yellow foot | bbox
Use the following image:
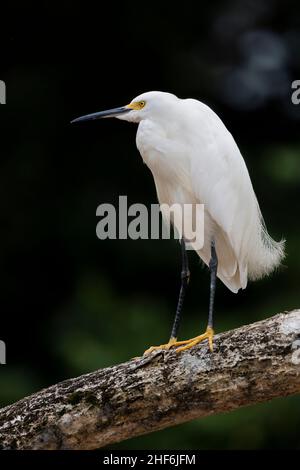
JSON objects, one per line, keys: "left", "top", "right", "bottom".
{"left": 175, "top": 327, "right": 214, "bottom": 353}
{"left": 143, "top": 337, "right": 182, "bottom": 355}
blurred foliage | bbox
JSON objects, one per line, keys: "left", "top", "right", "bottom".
{"left": 0, "top": 0, "right": 300, "bottom": 449}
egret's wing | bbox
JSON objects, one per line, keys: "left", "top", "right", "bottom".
{"left": 187, "top": 101, "right": 260, "bottom": 290}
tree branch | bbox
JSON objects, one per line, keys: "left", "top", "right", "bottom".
{"left": 1, "top": 310, "right": 300, "bottom": 449}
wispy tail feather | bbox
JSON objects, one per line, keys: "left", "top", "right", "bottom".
{"left": 247, "top": 204, "right": 285, "bottom": 281}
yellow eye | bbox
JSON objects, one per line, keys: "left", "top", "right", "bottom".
{"left": 127, "top": 100, "right": 146, "bottom": 110}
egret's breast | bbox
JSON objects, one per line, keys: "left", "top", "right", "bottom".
{"left": 136, "top": 120, "right": 166, "bottom": 162}
{"left": 136, "top": 119, "right": 189, "bottom": 182}
{"left": 136, "top": 119, "right": 194, "bottom": 218}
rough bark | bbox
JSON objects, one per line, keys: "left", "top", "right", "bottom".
{"left": 0, "top": 310, "right": 300, "bottom": 450}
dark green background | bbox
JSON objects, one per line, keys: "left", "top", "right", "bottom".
{"left": 0, "top": 0, "right": 300, "bottom": 449}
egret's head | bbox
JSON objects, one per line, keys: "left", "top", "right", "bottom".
{"left": 71, "top": 91, "right": 178, "bottom": 124}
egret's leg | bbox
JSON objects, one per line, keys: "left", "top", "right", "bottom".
{"left": 208, "top": 239, "right": 218, "bottom": 331}
{"left": 143, "top": 238, "right": 190, "bottom": 355}
{"left": 176, "top": 240, "right": 218, "bottom": 353}
{"left": 171, "top": 238, "right": 190, "bottom": 340}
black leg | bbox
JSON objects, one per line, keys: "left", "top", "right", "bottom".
{"left": 207, "top": 240, "right": 218, "bottom": 329}
{"left": 170, "top": 238, "right": 190, "bottom": 340}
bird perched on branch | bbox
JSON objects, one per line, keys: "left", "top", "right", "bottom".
{"left": 71, "top": 91, "right": 285, "bottom": 354}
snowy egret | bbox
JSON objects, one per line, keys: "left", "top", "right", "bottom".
{"left": 71, "top": 91, "right": 285, "bottom": 354}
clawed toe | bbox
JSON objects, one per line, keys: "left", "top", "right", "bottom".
{"left": 175, "top": 327, "right": 214, "bottom": 353}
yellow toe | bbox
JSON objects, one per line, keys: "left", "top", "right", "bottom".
{"left": 143, "top": 336, "right": 180, "bottom": 355}
{"left": 176, "top": 327, "right": 214, "bottom": 353}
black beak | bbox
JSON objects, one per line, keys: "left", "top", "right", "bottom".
{"left": 70, "top": 106, "right": 131, "bottom": 124}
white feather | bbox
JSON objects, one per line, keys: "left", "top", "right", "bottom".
{"left": 127, "top": 91, "right": 284, "bottom": 293}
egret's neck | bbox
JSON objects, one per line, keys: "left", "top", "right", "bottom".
{"left": 136, "top": 119, "right": 166, "bottom": 155}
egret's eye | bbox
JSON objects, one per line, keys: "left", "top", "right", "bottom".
{"left": 127, "top": 100, "right": 146, "bottom": 110}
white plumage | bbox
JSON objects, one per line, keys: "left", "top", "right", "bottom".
{"left": 119, "top": 91, "right": 285, "bottom": 293}
{"left": 72, "top": 90, "right": 286, "bottom": 353}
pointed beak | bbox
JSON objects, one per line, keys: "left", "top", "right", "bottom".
{"left": 70, "top": 106, "right": 131, "bottom": 124}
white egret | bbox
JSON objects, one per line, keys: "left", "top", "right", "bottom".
{"left": 71, "top": 91, "right": 285, "bottom": 354}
